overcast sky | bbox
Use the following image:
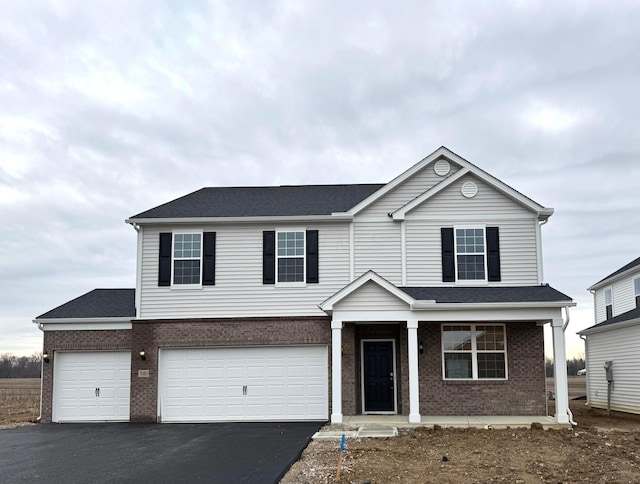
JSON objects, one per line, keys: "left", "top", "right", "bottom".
{"left": 1, "top": 1, "right": 639, "bottom": 359}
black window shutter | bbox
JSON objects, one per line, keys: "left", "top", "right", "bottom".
{"left": 441, "top": 228, "right": 455, "bottom": 282}
{"left": 202, "top": 232, "right": 216, "bottom": 285}
{"left": 306, "top": 230, "right": 319, "bottom": 283}
{"left": 263, "top": 231, "right": 276, "bottom": 284}
{"left": 158, "top": 233, "right": 172, "bottom": 286}
{"left": 486, "top": 227, "right": 501, "bottom": 282}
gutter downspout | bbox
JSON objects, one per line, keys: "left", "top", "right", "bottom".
{"left": 537, "top": 218, "right": 548, "bottom": 284}
{"left": 562, "top": 306, "right": 577, "bottom": 426}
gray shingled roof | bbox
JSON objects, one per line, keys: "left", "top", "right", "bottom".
{"left": 592, "top": 256, "right": 640, "bottom": 287}
{"left": 399, "top": 285, "right": 572, "bottom": 303}
{"left": 129, "top": 184, "right": 385, "bottom": 219}
{"left": 579, "top": 306, "right": 640, "bottom": 333}
{"left": 36, "top": 289, "right": 135, "bottom": 319}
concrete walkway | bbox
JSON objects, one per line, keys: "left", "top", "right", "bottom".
{"left": 313, "top": 414, "right": 569, "bottom": 439}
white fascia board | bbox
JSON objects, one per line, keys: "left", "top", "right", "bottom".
{"left": 34, "top": 317, "right": 133, "bottom": 331}
{"left": 319, "top": 270, "right": 415, "bottom": 312}
{"left": 332, "top": 306, "right": 565, "bottom": 322}
{"left": 588, "top": 267, "right": 640, "bottom": 291}
{"left": 125, "top": 214, "right": 353, "bottom": 225}
{"left": 577, "top": 317, "right": 640, "bottom": 336}
{"left": 411, "top": 301, "right": 576, "bottom": 310}
{"left": 347, "top": 146, "right": 450, "bottom": 215}
{"left": 391, "top": 168, "right": 470, "bottom": 220}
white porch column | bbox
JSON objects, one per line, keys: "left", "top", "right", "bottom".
{"left": 551, "top": 318, "right": 570, "bottom": 424}
{"left": 331, "top": 319, "right": 343, "bottom": 424}
{"left": 407, "top": 319, "right": 421, "bottom": 423}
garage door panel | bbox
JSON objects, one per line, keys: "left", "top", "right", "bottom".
{"left": 159, "top": 346, "right": 327, "bottom": 422}
{"left": 53, "top": 351, "right": 131, "bottom": 423}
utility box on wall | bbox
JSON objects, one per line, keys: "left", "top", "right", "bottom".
{"left": 604, "top": 360, "right": 613, "bottom": 382}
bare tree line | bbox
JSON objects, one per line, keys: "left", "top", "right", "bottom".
{"left": 0, "top": 353, "right": 42, "bottom": 378}
{"left": 545, "top": 356, "right": 586, "bottom": 377}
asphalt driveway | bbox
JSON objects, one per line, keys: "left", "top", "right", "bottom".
{"left": 0, "top": 422, "right": 322, "bottom": 483}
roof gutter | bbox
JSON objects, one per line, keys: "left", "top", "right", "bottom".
{"left": 410, "top": 300, "right": 576, "bottom": 310}
{"left": 125, "top": 214, "right": 354, "bottom": 225}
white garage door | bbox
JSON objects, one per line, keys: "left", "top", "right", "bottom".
{"left": 53, "top": 351, "right": 131, "bottom": 423}
{"left": 158, "top": 346, "right": 328, "bottom": 422}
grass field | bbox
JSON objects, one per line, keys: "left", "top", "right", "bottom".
{"left": 0, "top": 378, "right": 40, "bottom": 426}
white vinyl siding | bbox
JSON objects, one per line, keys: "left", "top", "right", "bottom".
{"left": 333, "top": 281, "right": 410, "bottom": 311}
{"left": 353, "top": 221, "right": 402, "bottom": 285}
{"left": 404, "top": 174, "right": 538, "bottom": 285}
{"left": 358, "top": 162, "right": 460, "bottom": 217}
{"left": 594, "top": 272, "right": 640, "bottom": 323}
{"left": 158, "top": 346, "right": 328, "bottom": 422}
{"left": 139, "top": 223, "right": 350, "bottom": 319}
{"left": 585, "top": 324, "right": 640, "bottom": 414}
{"left": 405, "top": 219, "right": 538, "bottom": 285}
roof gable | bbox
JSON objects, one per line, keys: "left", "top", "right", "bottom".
{"left": 589, "top": 256, "right": 640, "bottom": 290}
{"left": 350, "top": 146, "right": 552, "bottom": 220}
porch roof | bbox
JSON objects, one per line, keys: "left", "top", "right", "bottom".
{"left": 399, "top": 285, "right": 572, "bottom": 304}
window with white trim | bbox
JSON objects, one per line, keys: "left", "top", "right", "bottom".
{"left": 604, "top": 287, "right": 613, "bottom": 319}
{"left": 635, "top": 278, "right": 640, "bottom": 308}
{"left": 442, "top": 324, "right": 506, "bottom": 379}
{"left": 276, "top": 231, "right": 305, "bottom": 282}
{"left": 455, "top": 228, "right": 486, "bottom": 281}
{"left": 173, "top": 233, "right": 202, "bottom": 285}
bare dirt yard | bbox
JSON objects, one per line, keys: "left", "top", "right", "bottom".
{"left": 0, "top": 378, "right": 40, "bottom": 429}
{"left": 282, "top": 377, "right": 640, "bottom": 483}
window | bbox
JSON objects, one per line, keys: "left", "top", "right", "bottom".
{"left": 604, "top": 288, "right": 613, "bottom": 319}
{"left": 442, "top": 324, "right": 506, "bottom": 380}
{"left": 277, "top": 231, "right": 305, "bottom": 282}
{"left": 455, "top": 228, "right": 486, "bottom": 281}
{"left": 173, "top": 233, "right": 202, "bottom": 285}
{"left": 635, "top": 278, "right": 640, "bottom": 308}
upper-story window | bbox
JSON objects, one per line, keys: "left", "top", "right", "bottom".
{"left": 173, "top": 233, "right": 202, "bottom": 285}
{"left": 277, "top": 231, "right": 305, "bottom": 282}
{"left": 635, "top": 278, "right": 640, "bottom": 308}
{"left": 158, "top": 231, "right": 216, "bottom": 287}
{"left": 455, "top": 228, "right": 486, "bottom": 281}
{"left": 604, "top": 287, "right": 613, "bottom": 319}
{"left": 442, "top": 324, "right": 507, "bottom": 380}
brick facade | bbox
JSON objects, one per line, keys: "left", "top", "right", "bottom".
{"left": 418, "top": 321, "right": 546, "bottom": 415}
{"left": 41, "top": 319, "right": 546, "bottom": 423}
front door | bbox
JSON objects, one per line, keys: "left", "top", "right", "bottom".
{"left": 362, "top": 341, "right": 395, "bottom": 412}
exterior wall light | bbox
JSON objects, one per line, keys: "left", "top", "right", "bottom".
{"left": 43, "top": 351, "right": 50, "bottom": 363}
{"left": 139, "top": 349, "right": 146, "bottom": 360}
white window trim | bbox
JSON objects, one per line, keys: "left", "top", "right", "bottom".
{"left": 453, "top": 225, "right": 488, "bottom": 285}
{"left": 604, "top": 287, "right": 613, "bottom": 318}
{"left": 171, "top": 230, "right": 203, "bottom": 288}
{"left": 441, "top": 323, "right": 508, "bottom": 381}
{"left": 275, "top": 229, "right": 306, "bottom": 285}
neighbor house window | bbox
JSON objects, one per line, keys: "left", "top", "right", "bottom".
{"left": 455, "top": 228, "right": 486, "bottom": 281}
{"left": 173, "top": 233, "right": 202, "bottom": 285}
{"left": 635, "top": 278, "right": 640, "bottom": 308}
{"left": 604, "top": 288, "right": 613, "bottom": 319}
{"left": 276, "top": 231, "right": 305, "bottom": 282}
{"left": 442, "top": 324, "right": 506, "bottom": 380}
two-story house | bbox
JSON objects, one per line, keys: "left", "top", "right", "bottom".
{"left": 35, "top": 146, "right": 575, "bottom": 425}
{"left": 578, "top": 256, "right": 640, "bottom": 414}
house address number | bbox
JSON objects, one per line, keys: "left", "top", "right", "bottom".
{"left": 138, "top": 369, "right": 150, "bottom": 378}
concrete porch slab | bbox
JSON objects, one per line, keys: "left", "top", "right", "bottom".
{"left": 312, "top": 430, "right": 358, "bottom": 440}
{"left": 356, "top": 426, "right": 398, "bottom": 438}
{"left": 325, "top": 415, "right": 570, "bottom": 430}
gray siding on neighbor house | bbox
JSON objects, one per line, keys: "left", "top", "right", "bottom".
{"left": 586, "top": 324, "right": 640, "bottom": 414}
{"left": 593, "top": 272, "right": 639, "bottom": 323}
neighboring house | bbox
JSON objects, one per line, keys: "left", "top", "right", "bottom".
{"left": 578, "top": 256, "right": 640, "bottom": 414}
{"left": 35, "top": 146, "right": 575, "bottom": 425}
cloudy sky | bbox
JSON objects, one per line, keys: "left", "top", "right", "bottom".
{"left": 1, "top": 1, "right": 639, "bottom": 359}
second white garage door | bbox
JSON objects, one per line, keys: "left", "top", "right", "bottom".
{"left": 158, "top": 346, "right": 328, "bottom": 422}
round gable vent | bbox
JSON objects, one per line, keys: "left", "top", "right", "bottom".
{"left": 461, "top": 181, "right": 478, "bottom": 198}
{"left": 434, "top": 159, "right": 450, "bottom": 176}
